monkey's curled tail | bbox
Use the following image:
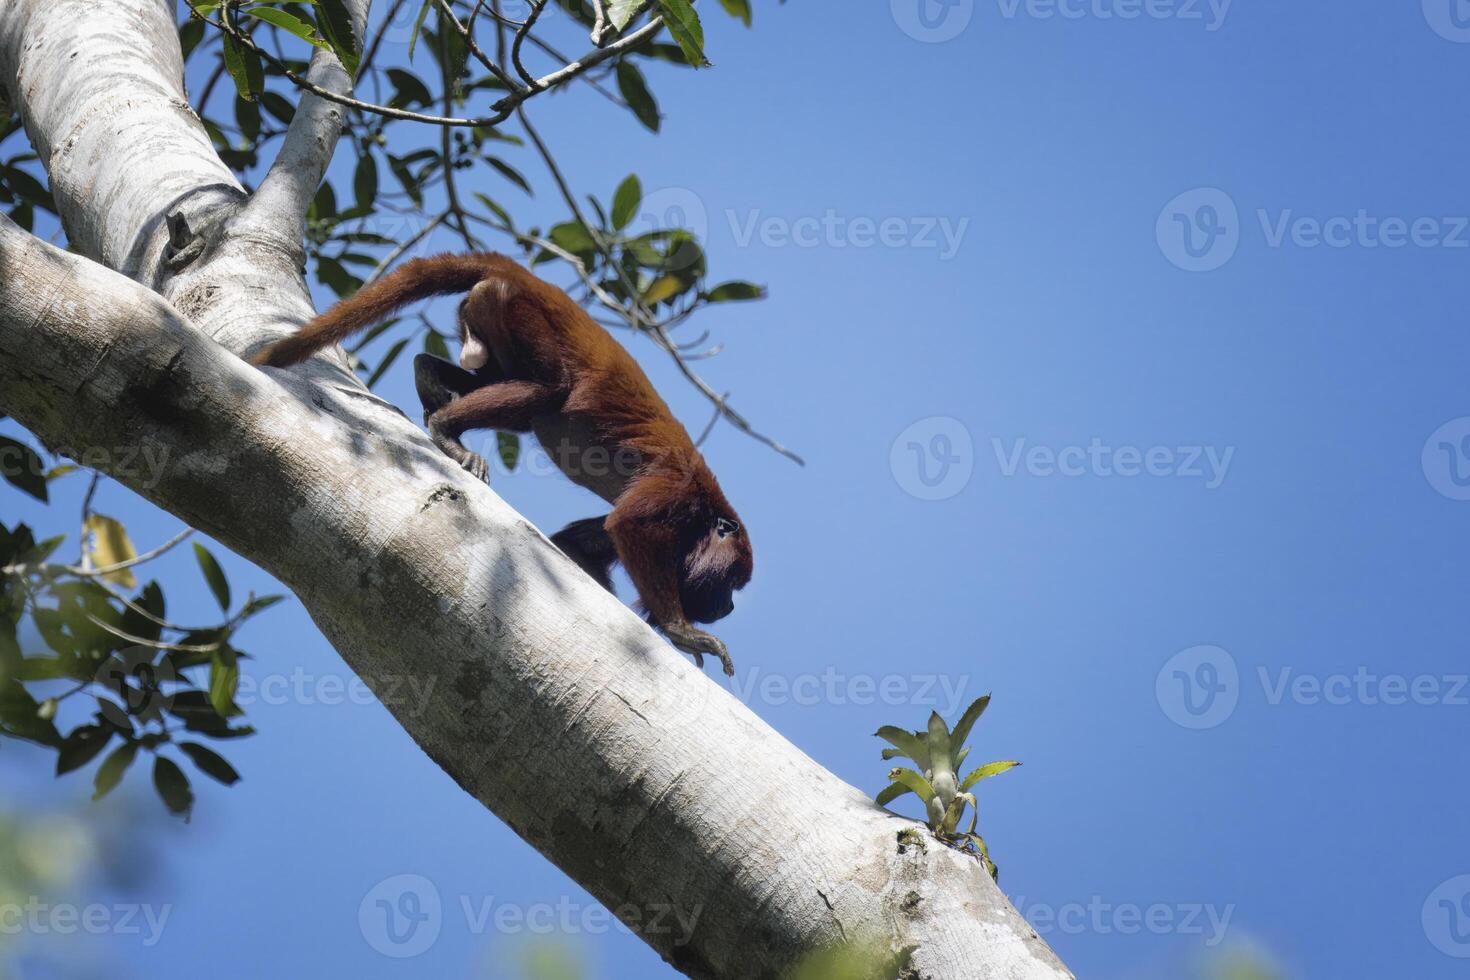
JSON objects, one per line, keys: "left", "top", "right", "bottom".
{"left": 249, "top": 252, "right": 513, "bottom": 367}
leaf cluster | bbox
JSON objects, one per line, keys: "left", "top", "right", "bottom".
{"left": 874, "top": 695, "right": 1021, "bottom": 880}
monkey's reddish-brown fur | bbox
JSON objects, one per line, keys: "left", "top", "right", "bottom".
{"left": 251, "top": 253, "right": 752, "bottom": 674}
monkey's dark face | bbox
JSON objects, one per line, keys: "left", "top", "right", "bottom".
{"left": 680, "top": 517, "right": 753, "bottom": 624}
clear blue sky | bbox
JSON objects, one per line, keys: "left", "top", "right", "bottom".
{"left": 5, "top": 2, "right": 1470, "bottom": 977}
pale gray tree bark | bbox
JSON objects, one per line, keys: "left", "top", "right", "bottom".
{"left": 0, "top": 2, "right": 1073, "bottom": 977}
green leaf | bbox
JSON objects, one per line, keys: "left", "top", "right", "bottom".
{"left": 875, "top": 726, "right": 929, "bottom": 771}
{"left": 353, "top": 152, "right": 378, "bottom": 211}
{"left": 875, "top": 781, "right": 910, "bottom": 807}
{"left": 656, "top": 0, "right": 710, "bottom": 67}
{"left": 718, "top": 0, "right": 751, "bottom": 26}
{"left": 93, "top": 742, "right": 139, "bottom": 801}
{"left": 496, "top": 432, "right": 520, "bottom": 471}
{"left": 423, "top": 331, "right": 449, "bottom": 359}
{"left": 886, "top": 767, "right": 935, "bottom": 804}
{"left": 221, "top": 33, "right": 265, "bottom": 101}
{"left": 193, "top": 543, "right": 231, "bottom": 612}
{"left": 387, "top": 67, "right": 433, "bottom": 107}
{"left": 612, "top": 174, "right": 642, "bottom": 231}
{"left": 953, "top": 744, "right": 970, "bottom": 772}
{"left": 948, "top": 694, "right": 991, "bottom": 752}
{"left": 0, "top": 165, "right": 53, "bottom": 212}
{"left": 56, "top": 724, "right": 112, "bottom": 775}
{"left": 940, "top": 791, "right": 978, "bottom": 837}
{"left": 96, "top": 697, "right": 134, "bottom": 734}
{"left": 927, "top": 710, "right": 954, "bottom": 777}
{"left": 705, "top": 280, "right": 764, "bottom": 303}
{"left": 153, "top": 756, "right": 195, "bottom": 817}
{"left": 208, "top": 646, "right": 239, "bottom": 718}
{"left": 609, "top": 0, "right": 644, "bottom": 30}
{"left": 960, "top": 760, "right": 1022, "bottom": 793}
{"left": 487, "top": 157, "right": 533, "bottom": 196}
{"left": 407, "top": 0, "right": 432, "bottom": 61}
{"left": 0, "top": 679, "right": 61, "bottom": 747}
{"left": 315, "top": 0, "right": 360, "bottom": 76}
{"left": 964, "top": 833, "right": 999, "bottom": 881}
{"left": 261, "top": 90, "right": 297, "bottom": 124}
{"left": 474, "top": 193, "right": 514, "bottom": 229}
{"left": 0, "top": 435, "right": 47, "bottom": 502}
{"left": 548, "top": 221, "right": 597, "bottom": 255}
{"left": 235, "top": 95, "right": 262, "bottom": 143}
{"left": 616, "top": 60, "right": 660, "bottom": 133}
{"left": 365, "top": 337, "right": 409, "bottom": 389}
{"left": 180, "top": 17, "right": 207, "bottom": 59}
{"left": 179, "top": 741, "right": 241, "bottom": 785}
{"left": 242, "top": 594, "right": 286, "bottom": 617}
{"left": 244, "top": 7, "right": 330, "bottom": 48}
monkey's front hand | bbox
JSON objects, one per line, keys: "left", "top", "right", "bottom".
{"left": 664, "top": 625, "right": 735, "bottom": 677}
{"left": 428, "top": 420, "right": 490, "bottom": 483}
{"left": 459, "top": 452, "right": 490, "bottom": 483}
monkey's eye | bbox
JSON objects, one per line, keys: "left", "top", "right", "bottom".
{"left": 716, "top": 518, "right": 739, "bottom": 539}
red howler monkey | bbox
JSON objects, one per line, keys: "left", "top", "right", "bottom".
{"left": 250, "top": 253, "right": 750, "bottom": 675}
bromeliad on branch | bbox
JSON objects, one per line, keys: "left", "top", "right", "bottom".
{"left": 874, "top": 695, "right": 1022, "bottom": 880}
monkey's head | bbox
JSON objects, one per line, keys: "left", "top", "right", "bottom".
{"left": 680, "top": 515, "right": 753, "bottom": 624}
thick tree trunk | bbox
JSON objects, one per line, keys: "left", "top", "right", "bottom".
{"left": 0, "top": 2, "right": 1072, "bottom": 977}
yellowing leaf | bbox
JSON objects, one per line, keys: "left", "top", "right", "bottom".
{"left": 84, "top": 515, "right": 138, "bottom": 589}
{"left": 642, "top": 275, "right": 683, "bottom": 305}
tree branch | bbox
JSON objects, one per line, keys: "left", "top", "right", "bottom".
{"left": 240, "top": 0, "right": 370, "bottom": 246}
{"left": 0, "top": 2, "right": 1072, "bottom": 975}
{"left": 0, "top": 209, "right": 1071, "bottom": 980}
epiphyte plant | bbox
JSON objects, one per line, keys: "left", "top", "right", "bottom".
{"left": 874, "top": 695, "right": 1021, "bottom": 880}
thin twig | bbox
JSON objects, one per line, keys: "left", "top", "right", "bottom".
{"left": 84, "top": 614, "right": 224, "bottom": 654}
{"left": 512, "top": 0, "right": 551, "bottom": 85}
{"left": 366, "top": 211, "right": 450, "bottom": 285}
{"left": 78, "top": 473, "right": 101, "bottom": 567}
{"left": 66, "top": 529, "right": 195, "bottom": 579}
{"left": 431, "top": 0, "right": 522, "bottom": 90}
{"left": 694, "top": 396, "right": 725, "bottom": 446}
{"left": 187, "top": 1, "right": 662, "bottom": 128}
{"left": 516, "top": 109, "right": 806, "bottom": 465}
{"left": 359, "top": 0, "right": 413, "bottom": 76}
